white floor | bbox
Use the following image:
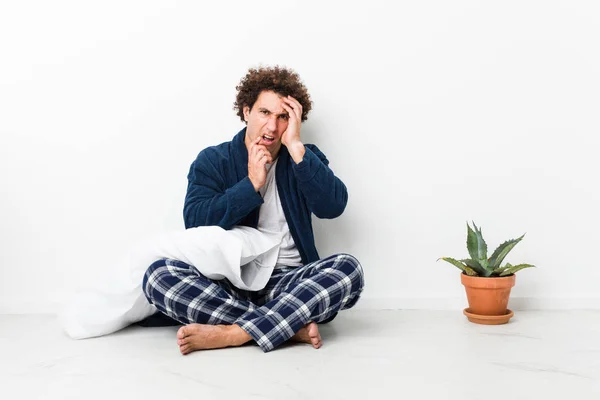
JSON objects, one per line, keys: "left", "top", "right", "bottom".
{"left": 1, "top": 310, "right": 599, "bottom": 400}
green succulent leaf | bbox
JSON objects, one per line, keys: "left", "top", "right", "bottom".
{"left": 479, "top": 257, "right": 490, "bottom": 270}
{"left": 460, "top": 259, "right": 485, "bottom": 276}
{"left": 467, "top": 221, "right": 493, "bottom": 276}
{"left": 492, "top": 262, "right": 512, "bottom": 276}
{"left": 467, "top": 222, "right": 488, "bottom": 262}
{"left": 499, "top": 263, "right": 536, "bottom": 276}
{"left": 463, "top": 266, "right": 478, "bottom": 276}
{"left": 438, "top": 257, "right": 477, "bottom": 275}
{"left": 488, "top": 235, "right": 525, "bottom": 269}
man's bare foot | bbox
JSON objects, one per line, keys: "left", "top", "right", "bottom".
{"left": 291, "top": 322, "right": 322, "bottom": 349}
{"left": 176, "top": 324, "right": 251, "bottom": 355}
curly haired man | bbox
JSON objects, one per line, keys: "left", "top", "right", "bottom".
{"left": 142, "top": 66, "right": 365, "bottom": 354}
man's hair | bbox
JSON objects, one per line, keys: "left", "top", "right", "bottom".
{"left": 234, "top": 66, "right": 312, "bottom": 122}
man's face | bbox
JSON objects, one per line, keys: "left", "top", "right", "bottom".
{"left": 243, "top": 90, "right": 290, "bottom": 157}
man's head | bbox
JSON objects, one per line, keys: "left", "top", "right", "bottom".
{"left": 234, "top": 66, "right": 312, "bottom": 156}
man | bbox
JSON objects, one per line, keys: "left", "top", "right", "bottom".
{"left": 142, "top": 66, "right": 364, "bottom": 354}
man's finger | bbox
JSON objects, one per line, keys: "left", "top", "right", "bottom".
{"left": 261, "top": 151, "right": 272, "bottom": 161}
{"left": 255, "top": 146, "right": 267, "bottom": 158}
{"left": 249, "top": 136, "right": 261, "bottom": 153}
{"left": 281, "top": 101, "right": 300, "bottom": 121}
{"left": 259, "top": 155, "right": 270, "bottom": 167}
{"left": 283, "top": 98, "right": 301, "bottom": 120}
{"left": 285, "top": 96, "right": 303, "bottom": 119}
{"left": 286, "top": 95, "right": 303, "bottom": 112}
{"left": 252, "top": 143, "right": 265, "bottom": 158}
{"left": 249, "top": 135, "right": 261, "bottom": 148}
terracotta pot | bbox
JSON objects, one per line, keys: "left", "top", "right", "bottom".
{"left": 461, "top": 273, "right": 515, "bottom": 315}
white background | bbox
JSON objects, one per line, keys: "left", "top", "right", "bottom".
{"left": 1, "top": 0, "right": 599, "bottom": 314}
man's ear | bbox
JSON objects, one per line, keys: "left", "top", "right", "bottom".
{"left": 243, "top": 106, "right": 250, "bottom": 122}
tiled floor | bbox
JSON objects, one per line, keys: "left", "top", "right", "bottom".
{"left": 1, "top": 310, "right": 599, "bottom": 399}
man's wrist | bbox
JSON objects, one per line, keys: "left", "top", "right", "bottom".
{"left": 248, "top": 176, "right": 261, "bottom": 192}
{"left": 287, "top": 141, "right": 305, "bottom": 164}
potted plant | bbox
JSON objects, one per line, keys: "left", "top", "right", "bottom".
{"left": 439, "top": 222, "right": 535, "bottom": 325}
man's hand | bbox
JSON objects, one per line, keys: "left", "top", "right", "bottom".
{"left": 281, "top": 96, "right": 306, "bottom": 163}
{"left": 247, "top": 136, "right": 273, "bottom": 192}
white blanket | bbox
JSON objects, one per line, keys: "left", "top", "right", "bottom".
{"left": 60, "top": 226, "right": 282, "bottom": 339}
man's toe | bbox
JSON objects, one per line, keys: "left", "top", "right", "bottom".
{"left": 177, "top": 326, "right": 186, "bottom": 339}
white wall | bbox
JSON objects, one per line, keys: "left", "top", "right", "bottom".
{"left": 1, "top": 0, "right": 599, "bottom": 314}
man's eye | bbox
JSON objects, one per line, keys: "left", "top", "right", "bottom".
{"left": 280, "top": 115, "right": 289, "bottom": 120}
{"left": 261, "top": 110, "right": 269, "bottom": 114}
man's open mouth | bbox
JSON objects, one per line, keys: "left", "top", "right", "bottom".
{"left": 262, "top": 134, "right": 275, "bottom": 142}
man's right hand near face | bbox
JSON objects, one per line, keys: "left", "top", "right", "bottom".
{"left": 247, "top": 136, "right": 273, "bottom": 192}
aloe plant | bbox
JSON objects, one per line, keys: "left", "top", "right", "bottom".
{"left": 438, "top": 222, "right": 536, "bottom": 277}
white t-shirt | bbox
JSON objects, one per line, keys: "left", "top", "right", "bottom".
{"left": 257, "top": 159, "right": 303, "bottom": 267}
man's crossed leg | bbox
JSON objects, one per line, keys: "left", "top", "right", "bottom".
{"left": 142, "top": 253, "right": 364, "bottom": 354}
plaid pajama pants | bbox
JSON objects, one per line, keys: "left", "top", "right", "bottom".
{"left": 142, "top": 253, "right": 364, "bottom": 352}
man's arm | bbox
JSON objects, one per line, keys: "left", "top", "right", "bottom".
{"left": 183, "top": 150, "right": 263, "bottom": 229}
{"left": 291, "top": 144, "right": 348, "bottom": 219}
{"left": 280, "top": 95, "right": 348, "bottom": 219}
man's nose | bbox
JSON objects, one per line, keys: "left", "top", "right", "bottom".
{"left": 266, "top": 115, "right": 277, "bottom": 132}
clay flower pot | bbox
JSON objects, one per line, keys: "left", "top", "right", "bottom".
{"left": 461, "top": 273, "right": 515, "bottom": 324}
{"left": 439, "top": 222, "right": 536, "bottom": 324}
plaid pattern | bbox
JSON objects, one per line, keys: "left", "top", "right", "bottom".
{"left": 142, "top": 253, "right": 364, "bottom": 352}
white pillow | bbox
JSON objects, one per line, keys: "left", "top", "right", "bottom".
{"left": 59, "top": 226, "right": 281, "bottom": 339}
